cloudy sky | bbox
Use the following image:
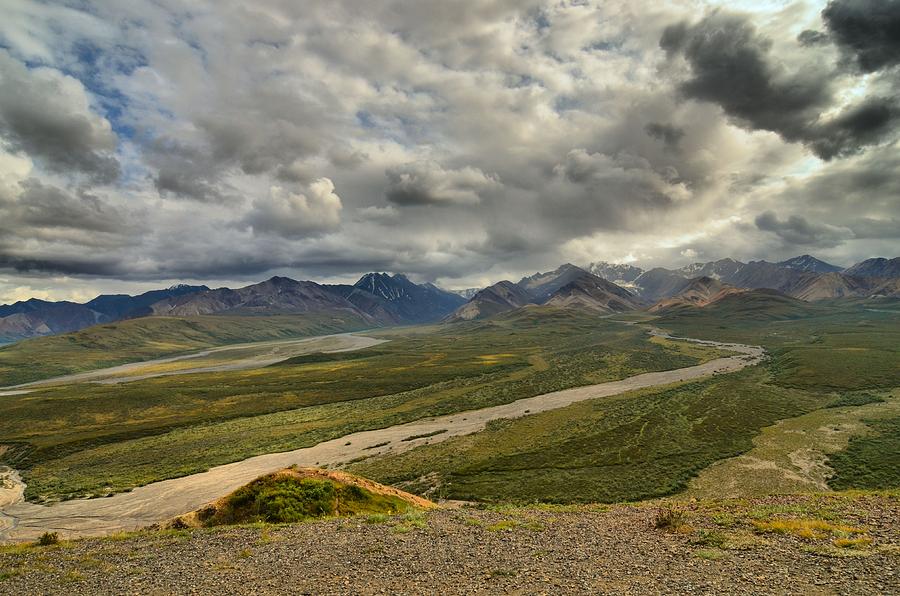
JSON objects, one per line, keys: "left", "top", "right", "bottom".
{"left": 0, "top": 0, "right": 898, "bottom": 302}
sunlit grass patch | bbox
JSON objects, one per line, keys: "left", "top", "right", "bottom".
{"left": 833, "top": 536, "right": 873, "bottom": 549}
{"left": 694, "top": 548, "right": 728, "bottom": 560}
{"left": 486, "top": 518, "right": 544, "bottom": 532}
{"left": 751, "top": 518, "right": 865, "bottom": 540}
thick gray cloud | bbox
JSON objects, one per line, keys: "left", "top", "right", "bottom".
{"left": 0, "top": 50, "right": 119, "bottom": 183}
{"left": 755, "top": 211, "right": 850, "bottom": 248}
{"left": 385, "top": 162, "right": 499, "bottom": 206}
{"left": 661, "top": 11, "right": 899, "bottom": 159}
{"left": 0, "top": 0, "right": 897, "bottom": 301}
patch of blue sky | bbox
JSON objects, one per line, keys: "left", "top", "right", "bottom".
{"left": 61, "top": 40, "right": 147, "bottom": 141}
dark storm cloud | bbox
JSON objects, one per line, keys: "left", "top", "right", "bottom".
{"left": 809, "top": 97, "right": 900, "bottom": 160}
{"left": 645, "top": 122, "right": 685, "bottom": 149}
{"left": 0, "top": 254, "right": 124, "bottom": 276}
{"left": 661, "top": 12, "right": 900, "bottom": 159}
{"left": 0, "top": 51, "right": 119, "bottom": 184}
{"left": 755, "top": 211, "right": 850, "bottom": 248}
{"left": 822, "top": 0, "right": 900, "bottom": 72}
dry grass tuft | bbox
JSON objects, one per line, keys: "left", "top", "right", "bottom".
{"left": 654, "top": 506, "right": 688, "bottom": 532}
{"left": 752, "top": 518, "right": 865, "bottom": 540}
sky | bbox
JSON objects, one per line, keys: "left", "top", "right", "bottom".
{"left": 0, "top": 0, "right": 898, "bottom": 302}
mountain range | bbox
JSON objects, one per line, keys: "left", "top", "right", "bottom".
{"left": 444, "top": 264, "right": 643, "bottom": 321}
{"left": 0, "top": 275, "right": 464, "bottom": 342}
{"left": 1, "top": 255, "right": 897, "bottom": 342}
{"left": 588, "top": 256, "right": 900, "bottom": 302}
{"left": 0, "top": 284, "right": 207, "bottom": 343}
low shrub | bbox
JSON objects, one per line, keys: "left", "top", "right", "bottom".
{"left": 37, "top": 532, "right": 59, "bottom": 546}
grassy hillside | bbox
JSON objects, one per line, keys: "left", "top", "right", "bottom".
{"left": 828, "top": 415, "right": 900, "bottom": 490}
{"left": 0, "top": 308, "right": 727, "bottom": 501}
{"left": 657, "top": 300, "right": 900, "bottom": 392}
{"left": 0, "top": 314, "right": 372, "bottom": 387}
{"left": 350, "top": 367, "right": 831, "bottom": 503}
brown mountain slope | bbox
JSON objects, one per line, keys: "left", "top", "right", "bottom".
{"left": 543, "top": 273, "right": 642, "bottom": 312}
{"left": 790, "top": 273, "right": 900, "bottom": 301}
{"left": 444, "top": 281, "right": 533, "bottom": 322}
{"left": 649, "top": 277, "right": 745, "bottom": 312}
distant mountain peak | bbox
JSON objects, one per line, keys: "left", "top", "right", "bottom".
{"left": 587, "top": 261, "right": 644, "bottom": 284}
{"left": 777, "top": 255, "right": 841, "bottom": 273}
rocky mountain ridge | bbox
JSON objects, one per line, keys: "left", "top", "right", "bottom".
{"left": 445, "top": 264, "right": 643, "bottom": 321}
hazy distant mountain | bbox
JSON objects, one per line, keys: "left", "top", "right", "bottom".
{"left": 648, "top": 277, "right": 744, "bottom": 312}
{"left": 150, "top": 276, "right": 377, "bottom": 322}
{"left": 4, "top": 254, "right": 898, "bottom": 341}
{"left": 447, "top": 265, "right": 640, "bottom": 321}
{"left": 0, "top": 299, "right": 101, "bottom": 342}
{"left": 587, "top": 262, "right": 644, "bottom": 285}
{"left": 328, "top": 273, "right": 465, "bottom": 324}
{"left": 789, "top": 272, "right": 900, "bottom": 301}
{"left": 724, "top": 261, "right": 816, "bottom": 294}
{"left": 843, "top": 257, "right": 900, "bottom": 279}
{"left": 543, "top": 273, "right": 643, "bottom": 312}
{"left": 675, "top": 258, "right": 745, "bottom": 280}
{"left": 623, "top": 255, "right": 899, "bottom": 301}
{"left": 86, "top": 284, "right": 209, "bottom": 320}
{"left": 445, "top": 281, "right": 534, "bottom": 321}
{"left": 630, "top": 268, "right": 693, "bottom": 302}
{"left": 776, "top": 255, "right": 841, "bottom": 273}
{"left": 0, "top": 285, "right": 208, "bottom": 342}
{"left": 453, "top": 288, "right": 481, "bottom": 299}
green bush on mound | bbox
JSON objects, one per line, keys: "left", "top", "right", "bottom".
{"left": 201, "top": 473, "right": 417, "bottom": 526}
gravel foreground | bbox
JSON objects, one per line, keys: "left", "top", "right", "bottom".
{"left": 1, "top": 494, "right": 897, "bottom": 595}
